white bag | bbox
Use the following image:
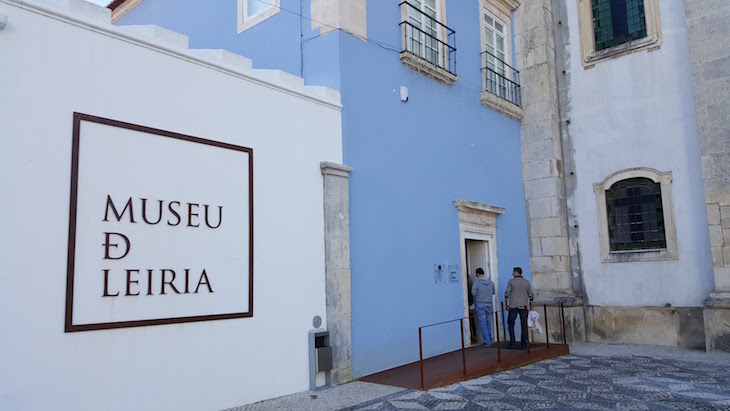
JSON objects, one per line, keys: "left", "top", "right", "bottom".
{"left": 527, "top": 310, "right": 544, "bottom": 334}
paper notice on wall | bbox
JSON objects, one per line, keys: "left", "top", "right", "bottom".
{"left": 448, "top": 265, "right": 459, "bottom": 283}
{"left": 434, "top": 264, "right": 445, "bottom": 284}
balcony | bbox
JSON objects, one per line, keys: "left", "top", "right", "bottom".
{"left": 399, "top": 1, "right": 457, "bottom": 85}
{"left": 480, "top": 50, "right": 523, "bottom": 120}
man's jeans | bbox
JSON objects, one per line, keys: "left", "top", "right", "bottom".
{"left": 475, "top": 303, "right": 492, "bottom": 344}
{"left": 507, "top": 308, "right": 527, "bottom": 347}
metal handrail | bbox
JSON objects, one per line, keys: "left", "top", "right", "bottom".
{"left": 481, "top": 50, "right": 519, "bottom": 77}
{"left": 399, "top": 21, "right": 456, "bottom": 53}
{"left": 480, "top": 50, "right": 521, "bottom": 106}
{"left": 417, "top": 303, "right": 568, "bottom": 389}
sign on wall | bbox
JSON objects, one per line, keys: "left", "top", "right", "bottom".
{"left": 65, "top": 113, "right": 253, "bottom": 332}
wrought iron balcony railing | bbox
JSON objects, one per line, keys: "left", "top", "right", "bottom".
{"left": 399, "top": 1, "right": 456, "bottom": 76}
{"left": 481, "top": 50, "right": 520, "bottom": 106}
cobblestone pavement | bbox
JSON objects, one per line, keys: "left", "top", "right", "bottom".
{"left": 231, "top": 344, "right": 730, "bottom": 411}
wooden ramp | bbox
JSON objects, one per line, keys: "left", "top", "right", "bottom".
{"left": 360, "top": 342, "right": 570, "bottom": 390}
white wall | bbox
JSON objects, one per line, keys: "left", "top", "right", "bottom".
{"left": 0, "top": 1, "right": 342, "bottom": 410}
{"left": 563, "top": 0, "right": 714, "bottom": 307}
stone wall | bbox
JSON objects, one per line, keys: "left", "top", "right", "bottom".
{"left": 514, "top": 0, "right": 584, "bottom": 334}
{"left": 514, "top": 0, "right": 568, "bottom": 296}
{"left": 683, "top": 0, "right": 730, "bottom": 351}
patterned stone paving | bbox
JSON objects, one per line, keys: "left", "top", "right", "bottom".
{"left": 338, "top": 354, "right": 730, "bottom": 411}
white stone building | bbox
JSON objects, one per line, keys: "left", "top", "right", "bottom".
{"left": 516, "top": 0, "right": 730, "bottom": 351}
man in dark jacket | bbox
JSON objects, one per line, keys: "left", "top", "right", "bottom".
{"left": 505, "top": 267, "right": 533, "bottom": 349}
{"left": 471, "top": 268, "right": 495, "bottom": 345}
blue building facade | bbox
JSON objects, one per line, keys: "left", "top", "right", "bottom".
{"left": 115, "top": 0, "right": 531, "bottom": 378}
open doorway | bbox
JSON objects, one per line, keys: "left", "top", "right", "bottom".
{"left": 455, "top": 200, "right": 505, "bottom": 347}
{"left": 464, "top": 237, "right": 499, "bottom": 345}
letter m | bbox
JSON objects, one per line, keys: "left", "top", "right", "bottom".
{"left": 104, "top": 195, "right": 135, "bottom": 223}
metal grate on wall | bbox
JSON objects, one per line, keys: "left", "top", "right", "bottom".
{"left": 606, "top": 178, "right": 667, "bottom": 251}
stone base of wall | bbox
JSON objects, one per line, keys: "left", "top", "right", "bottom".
{"left": 703, "top": 295, "right": 730, "bottom": 352}
{"left": 530, "top": 304, "right": 586, "bottom": 345}
{"left": 585, "top": 306, "right": 705, "bottom": 349}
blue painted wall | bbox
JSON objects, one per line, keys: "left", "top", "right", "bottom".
{"left": 340, "top": 1, "right": 530, "bottom": 377}
{"left": 115, "top": 0, "right": 531, "bottom": 378}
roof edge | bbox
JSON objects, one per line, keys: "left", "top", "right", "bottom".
{"left": 108, "top": 0, "right": 142, "bottom": 22}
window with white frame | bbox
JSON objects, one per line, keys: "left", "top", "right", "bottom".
{"left": 593, "top": 168, "right": 678, "bottom": 263}
{"left": 399, "top": 0, "right": 457, "bottom": 84}
{"left": 237, "top": 0, "right": 280, "bottom": 33}
{"left": 483, "top": 10, "right": 508, "bottom": 99}
{"left": 406, "top": 0, "right": 441, "bottom": 66}
{"left": 478, "top": 0, "right": 521, "bottom": 118}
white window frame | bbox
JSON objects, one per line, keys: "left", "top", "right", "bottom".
{"left": 406, "top": 0, "right": 442, "bottom": 66}
{"left": 237, "top": 0, "right": 280, "bottom": 34}
{"left": 478, "top": 0, "right": 522, "bottom": 120}
{"left": 576, "top": 0, "right": 662, "bottom": 68}
{"left": 593, "top": 168, "right": 678, "bottom": 263}
{"left": 399, "top": 0, "right": 457, "bottom": 85}
{"left": 482, "top": 9, "right": 510, "bottom": 97}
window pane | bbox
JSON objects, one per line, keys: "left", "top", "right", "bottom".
{"left": 496, "top": 36, "right": 504, "bottom": 52}
{"left": 495, "top": 22, "right": 504, "bottom": 33}
{"left": 605, "top": 178, "right": 666, "bottom": 251}
{"left": 484, "top": 14, "right": 494, "bottom": 26}
{"left": 592, "top": 0, "right": 647, "bottom": 51}
{"left": 247, "top": 0, "right": 271, "bottom": 18}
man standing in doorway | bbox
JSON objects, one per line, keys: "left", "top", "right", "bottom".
{"left": 471, "top": 267, "right": 495, "bottom": 345}
{"left": 505, "top": 267, "right": 533, "bottom": 349}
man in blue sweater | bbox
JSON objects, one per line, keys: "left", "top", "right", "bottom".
{"left": 471, "top": 267, "right": 495, "bottom": 345}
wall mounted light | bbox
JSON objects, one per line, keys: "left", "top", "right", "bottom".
{"left": 400, "top": 86, "right": 408, "bottom": 102}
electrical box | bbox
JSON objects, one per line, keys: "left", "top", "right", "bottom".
{"left": 309, "top": 329, "right": 332, "bottom": 390}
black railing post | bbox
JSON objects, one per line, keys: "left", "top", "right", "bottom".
{"left": 560, "top": 303, "right": 567, "bottom": 345}
{"left": 542, "top": 304, "right": 550, "bottom": 348}
{"left": 524, "top": 307, "right": 530, "bottom": 353}
{"left": 495, "top": 309, "right": 501, "bottom": 363}
{"left": 419, "top": 327, "right": 424, "bottom": 389}
{"left": 501, "top": 302, "right": 506, "bottom": 345}
{"left": 458, "top": 320, "right": 465, "bottom": 376}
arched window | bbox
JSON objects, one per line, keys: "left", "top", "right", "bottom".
{"left": 594, "top": 168, "right": 677, "bottom": 263}
{"left": 605, "top": 178, "right": 666, "bottom": 251}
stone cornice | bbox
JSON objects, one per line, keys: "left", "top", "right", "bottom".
{"left": 481, "top": 91, "right": 523, "bottom": 121}
{"left": 496, "top": 0, "right": 521, "bottom": 11}
{"left": 454, "top": 200, "right": 505, "bottom": 216}
{"left": 321, "top": 162, "right": 353, "bottom": 178}
{"left": 400, "top": 52, "right": 457, "bottom": 86}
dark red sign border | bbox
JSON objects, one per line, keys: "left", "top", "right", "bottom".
{"left": 65, "top": 112, "right": 254, "bottom": 332}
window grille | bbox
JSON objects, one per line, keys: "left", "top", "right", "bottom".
{"left": 606, "top": 178, "right": 666, "bottom": 251}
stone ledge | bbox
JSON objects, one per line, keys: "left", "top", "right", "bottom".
{"left": 533, "top": 292, "right": 583, "bottom": 307}
{"left": 601, "top": 248, "right": 678, "bottom": 263}
{"left": 584, "top": 35, "right": 661, "bottom": 68}
{"left": 454, "top": 200, "right": 505, "bottom": 216}
{"left": 704, "top": 292, "right": 730, "bottom": 309}
{"left": 400, "top": 52, "right": 457, "bottom": 86}
{"left": 321, "top": 162, "right": 353, "bottom": 178}
{"left": 480, "top": 91, "right": 523, "bottom": 120}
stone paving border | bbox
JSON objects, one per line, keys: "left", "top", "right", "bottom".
{"left": 228, "top": 343, "right": 730, "bottom": 411}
